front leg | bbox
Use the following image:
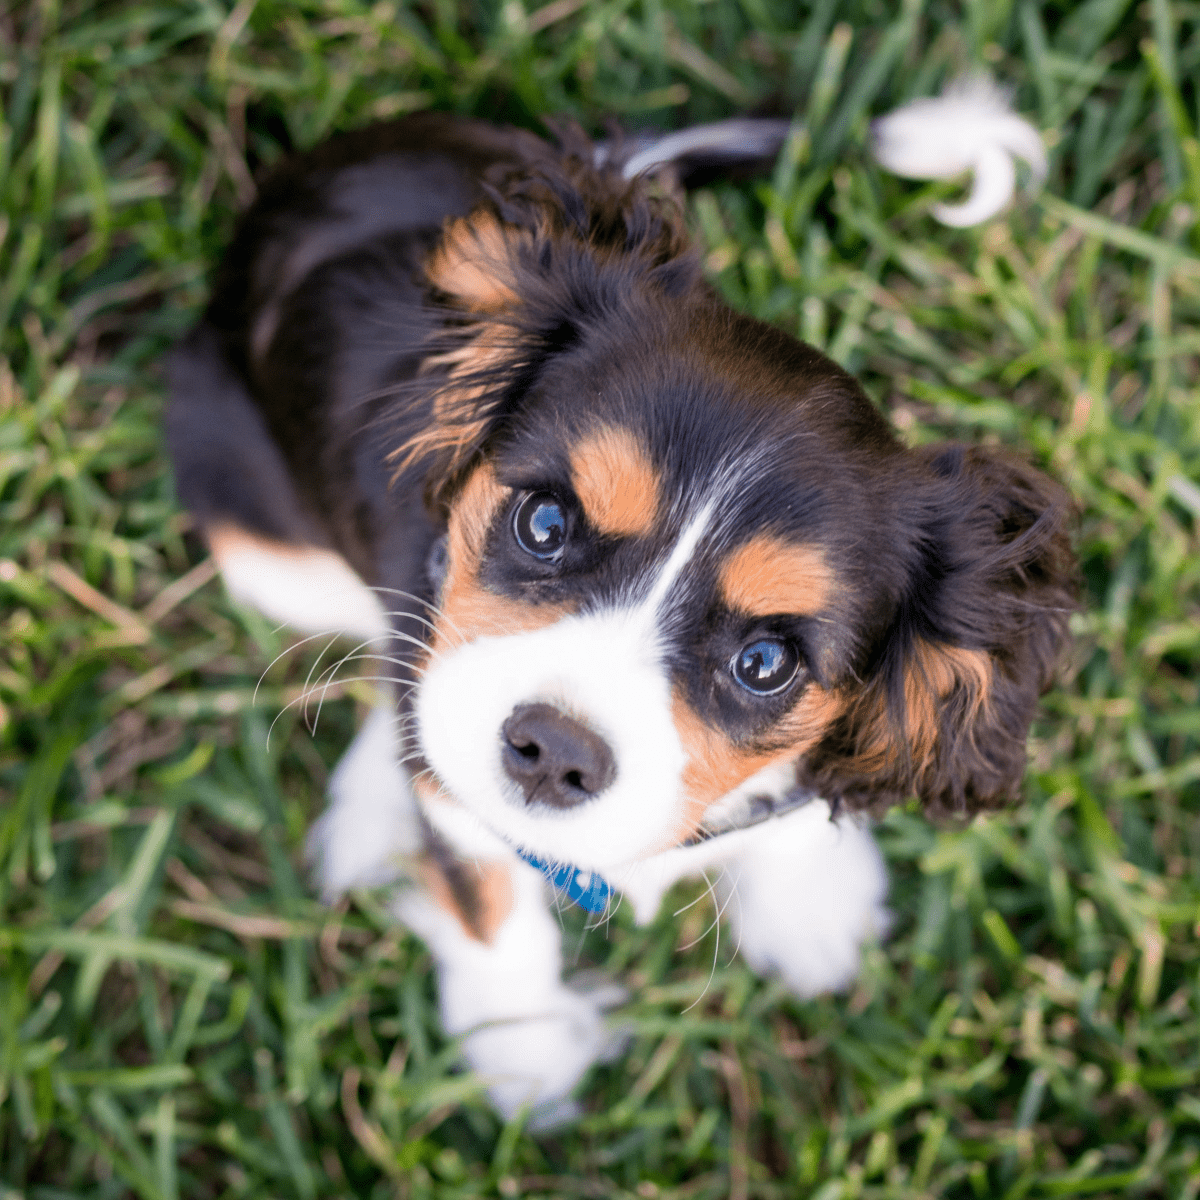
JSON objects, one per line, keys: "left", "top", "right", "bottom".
{"left": 718, "top": 800, "right": 890, "bottom": 998}
{"left": 393, "top": 846, "right": 625, "bottom": 1125}
{"left": 309, "top": 709, "right": 623, "bottom": 1123}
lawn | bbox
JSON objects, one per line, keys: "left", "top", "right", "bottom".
{"left": 2, "top": 0, "right": 1199, "bottom": 1196}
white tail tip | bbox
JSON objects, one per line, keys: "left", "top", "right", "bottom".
{"left": 871, "top": 74, "right": 1047, "bottom": 227}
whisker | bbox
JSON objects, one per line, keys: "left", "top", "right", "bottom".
{"left": 265, "top": 672, "right": 413, "bottom": 743}
{"left": 361, "top": 627, "right": 444, "bottom": 662}
{"left": 256, "top": 629, "right": 345, "bottom": 708}
{"left": 682, "top": 866, "right": 739, "bottom": 1015}
{"left": 366, "top": 583, "right": 469, "bottom": 647}
{"left": 368, "top": 583, "right": 458, "bottom": 623}
{"left": 254, "top": 624, "right": 409, "bottom": 691}
{"left": 374, "top": 608, "right": 446, "bottom": 642}
{"left": 305, "top": 649, "right": 430, "bottom": 696}
{"left": 300, "top": 634, "right": 372, "bottom": 731}
{"left": 673, "top": 877, "right": 719, "bottom": 917}
{"left": 676, "top": 868, "right": 725, "bottom": 951}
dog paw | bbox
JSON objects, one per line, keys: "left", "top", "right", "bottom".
{"left": 722, "top": 802, "right": 890, "bottom": 999}
{"left": 565, "top": 974, "right": 631, "bottom": 1063}
{"left": 460, "top": 982, "right": 627, "bottom": 1122}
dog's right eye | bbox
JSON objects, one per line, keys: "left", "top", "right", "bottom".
{"left": 513, "top": 492, "right": 568, "bottom": 561}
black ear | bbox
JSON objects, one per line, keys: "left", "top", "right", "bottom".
{"left": 387, "top": 139, "right": 700, "bottom": 505}
{"left": 799, "top": 445, "right": 1077, "bottom": 816}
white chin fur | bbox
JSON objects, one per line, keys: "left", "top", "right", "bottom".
{"left": 417, "top": 609, "right": 687, "bottom": 872}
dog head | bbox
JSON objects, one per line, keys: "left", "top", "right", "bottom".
{"left": 399, "top": 142, "right": 1075, "bottom": 874}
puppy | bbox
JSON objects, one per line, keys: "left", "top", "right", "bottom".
{"left": 166, "top": 112, "right": 1074, "bottom": 1123}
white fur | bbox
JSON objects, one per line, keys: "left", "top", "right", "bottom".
{"left": 418, "top": 607, "right": 687, "bottom": 870}
{"left": 306, "top": 704, "right": 423, "bottom": 899}
{"left": 871, "top": 74, "right": 1046, "bottom": 227}
{"left": 397, "top": 787, "right": 887, "bottom": 1117}
{"left": 393, "top": 859, "right": 627, "bottom": 1124}
{"left": 209, "top": 529, "right": 388, "bottom": 639}
{"left": 416, "top": 504, "right": 717, "bottom": 872}
{"left": 317, "top": 701, "right": 888, "bottom": 1114}
{"left": 613, "top": 118, "right": 792, "bottom": 181}
{"left": 313, "top": 704, "right": 626, "bottom": 1122}
{"left": 718, "top": 801, "right": 889, "bottom": 997}
{"left": 618, "top": 799, "right": 890, "bottom": 996}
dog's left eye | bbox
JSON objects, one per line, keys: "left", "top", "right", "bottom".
{"left": 513, "top": 492, "right": 568, "bottom": 560}
{"left": 732, "top": 638, "right": 801, "bottom": 695}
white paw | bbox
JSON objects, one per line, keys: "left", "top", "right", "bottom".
{"left": 459, "top": 980, "right": 626, "bottom": 1123}
{"left": 722, "top": 802, "right": 890, "bottom": 998}
{"left": 306, "top": 706, "right": 422, "bottom": 899}
{"left": 396, "top": 865, "right": 628, "bottom": 1124}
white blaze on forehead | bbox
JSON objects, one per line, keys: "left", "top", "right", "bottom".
{"left": 638, "top": 498, "right": 716, "bottom": 620}
{"left": 416, "top": 495, "right": 722, "bottom": 870}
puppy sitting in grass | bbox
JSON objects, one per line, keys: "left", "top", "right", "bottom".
{"left": 167, "top": 111, "right": 1073, "bottom": 1122}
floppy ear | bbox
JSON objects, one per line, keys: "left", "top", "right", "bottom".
{"left": 387, "top": 138, "right": 698, "bottom": 505}
{"left": 799, "top": 445, "right": 1076, "bottom": 817}
{"left": 385, "top": 208, "right": 533, "bottom": 496}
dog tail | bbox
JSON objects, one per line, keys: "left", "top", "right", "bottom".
{"left": 596, "top": 118, "right": 794, "bottom": 186}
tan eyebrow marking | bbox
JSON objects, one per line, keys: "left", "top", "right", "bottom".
{"left": 569, "top": 426, "right": 660, "bottom": 538}
{"left": 720, "top": 534, "right": 835, "bottom": 617}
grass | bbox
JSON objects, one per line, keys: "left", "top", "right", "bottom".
{"left": 2, "top": 0, "right": 1199, "bottom": 1196}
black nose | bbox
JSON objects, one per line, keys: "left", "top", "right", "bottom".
{"left": 500, "top": 703, "right": 617, "bottom": 809}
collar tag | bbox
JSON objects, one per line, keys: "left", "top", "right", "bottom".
{"left": 516, "top": 850, "right": 613, "bottom": 913}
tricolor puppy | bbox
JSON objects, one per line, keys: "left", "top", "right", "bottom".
{"left": 167, "top": 113, "right": 1074, "bottom": 1123}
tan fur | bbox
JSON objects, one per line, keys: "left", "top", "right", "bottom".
{"left": 446, "top": 463, "right": 509, "bottom": 571}
{"left": 388, "top": 323, "right": 519, "bottom": 480}
{"left": 906, "top": 642, "right": 993, "bottom": 766}
{"left": 420, "top": 856, "right": 515, "bottom": 944}
{"left": 857, "top": 640, "right": 993, "bottom": 773}
{"left": 672, "top": 685, "right": 845, "bottom": 837}
{"left": 387, "top": 212, "right": 532, "bottom": 479}
{"left": 208, "top": 524, "right": 303, "bottom": 562}
{"left": 426, "top": 210, "right": 524, "bottom": 312}
{"left": 430, "top": 465, "right": 575, "bottom": 653}
{"left": 720, "top": 535, "right": 835, "bottom": 618}
{"left": 569, "top": 426, "right": 661, "bottom": 538}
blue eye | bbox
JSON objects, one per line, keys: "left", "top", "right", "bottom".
{"left": 513, "top": 492, "right": 568, "bottom": 560}
{"left": 733, "top": 638, "right": 800, "bottom": 695}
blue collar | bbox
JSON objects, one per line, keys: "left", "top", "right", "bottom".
{"left": 511, "top": 787, "right": 818, "bottom": 913}
{"left": 514, "top": 849, "right": 613, "bottom": 913}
